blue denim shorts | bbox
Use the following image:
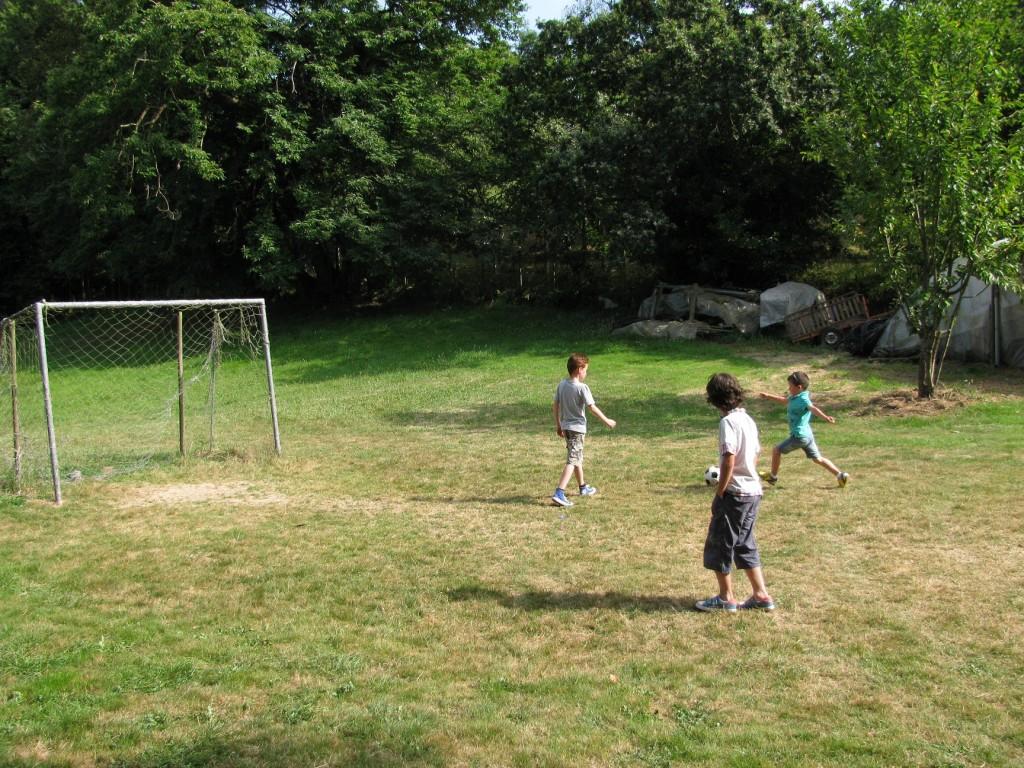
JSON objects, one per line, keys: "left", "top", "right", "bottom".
{"left": 776, "top": 434, "right": 821, "bottom": 460}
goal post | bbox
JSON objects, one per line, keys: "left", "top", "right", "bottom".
{"left": 1, "top": 299, "right": 282, "bottom": 504}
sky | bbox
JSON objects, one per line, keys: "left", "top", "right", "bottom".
{"left": 523, "top": 0, "right": 570, "bottom": 25}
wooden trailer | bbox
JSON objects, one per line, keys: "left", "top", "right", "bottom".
{"left": 784, "top": 293, "right": 873, "bottom": 347}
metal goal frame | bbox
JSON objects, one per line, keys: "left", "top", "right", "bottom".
{"left": 2, "top": 298, "right": 282, "bottom": 505}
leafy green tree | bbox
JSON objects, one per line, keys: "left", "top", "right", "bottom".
{"left": 1, "top": 0, "right": 520, "bottom": 309}
{"left": 0, "top": 0, "right": 87, "bottom": 307}
{"left": 0, "top": 0, "right": 282, "bottom": 303}
{"left": 241, "top": 0, "right": 520, "bottom": 303}
{"left": 502, "top": 0, "right": 838, "bottom": 304}
{"left": 623, "top": 0, "right": 837, "bottom": 287}
{"left": 809, "top": 0, "right": 1023, "bottom": 397}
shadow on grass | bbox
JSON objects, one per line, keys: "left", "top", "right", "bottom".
{"left": 410, "top": 484, "right": 711, "bottom": 506}
{"left": 271, "top": 307, "right": 744, "bottom": 385}
{"left": 446, "top": 584, "right": 699, "bottom": 613}
{"left": 387, "top": 393, "right": 730, "bottom": 438}
{"left": 389, "top": 387, "right": 871, "bottom": 440}
{"left": 408, "top": 495, "right": 541, "bottom": 506}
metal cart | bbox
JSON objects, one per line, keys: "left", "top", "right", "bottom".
{"left": 784, "top": 293, "right": 873, "bottom": 347}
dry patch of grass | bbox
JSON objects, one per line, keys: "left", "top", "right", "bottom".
{"left": 12, "top": 740, "right": 57, "bottom": 764}
{"left": 116, "top": 481, "right": 289, "bottom": 509}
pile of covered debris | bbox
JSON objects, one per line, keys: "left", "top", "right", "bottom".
{"left": 613, "top": 277, "right": 1024, "bottom": 369}
{"left": 613, "top": 281, "right": 825, "bottom": 340}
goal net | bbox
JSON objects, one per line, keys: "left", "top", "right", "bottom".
{"left": 1, "top": 300, "right": 281, "bottom": 503}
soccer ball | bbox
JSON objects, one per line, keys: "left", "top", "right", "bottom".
{"left": 704, "top": 465, "right": 720, "bottom": 486}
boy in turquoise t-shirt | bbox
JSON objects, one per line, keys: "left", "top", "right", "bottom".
{"left": 757, "top": 371, "right": 849, "bottom": 487}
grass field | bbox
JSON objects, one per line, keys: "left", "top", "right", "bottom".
{"left": 1, "top": 306, "right": 1022, "bottom": 767}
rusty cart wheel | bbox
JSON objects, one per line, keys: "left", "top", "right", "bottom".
{"left": 821, "top": 327, "right": 844, "bottom": 348}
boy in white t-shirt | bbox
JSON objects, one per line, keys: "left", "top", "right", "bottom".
{"left": 551, "top": 352, "right": 617, "bottom": 508}
{"left": 695, "top": 373, "right": 775, "bottom": 613}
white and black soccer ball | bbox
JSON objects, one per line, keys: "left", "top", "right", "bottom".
{"left": 704, "top": 465, "right": 720, "bottom": 486}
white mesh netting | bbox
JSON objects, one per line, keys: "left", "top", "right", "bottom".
{"left": 1, "top": 301, "right": 278, "bottom": 498}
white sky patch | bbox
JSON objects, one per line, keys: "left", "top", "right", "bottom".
{"left": 524, "top": 0, "right": 570, "bottom": 25}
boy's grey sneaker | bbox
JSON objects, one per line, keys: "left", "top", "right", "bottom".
{"left": 738, "top": 596, "right": 776, "bottom": 611}
{"left": 579, "top": 484, "right": 598, "bottom": 496}
{"left": 552, "top": 489, "right": 574, "bottom": 507}
{"left": 837, "top": 472, "right": 849, "bottom": 488}
{"left": 759, "top": 471, "right": 778, "bottom": 485}
{"left": 694, "top": 596, "right": 738, "bottom": 613}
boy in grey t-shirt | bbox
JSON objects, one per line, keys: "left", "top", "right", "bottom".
{"left": 551, "top": 353, "right": 616, "bottom": 508}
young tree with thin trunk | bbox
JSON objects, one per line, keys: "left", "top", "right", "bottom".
{"left": 809, "top": 0, "right": 1023, "bottom": 397}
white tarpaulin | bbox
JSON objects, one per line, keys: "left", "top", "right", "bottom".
{"left": 759, "top": 281, "right": 825, "bottom": 328}
{"left": 873, "top": 278, "right": 1024, "bottom": 367}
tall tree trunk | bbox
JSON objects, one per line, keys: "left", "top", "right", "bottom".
{"left": 917, "top": 326, "right": 941, "bottom": 398}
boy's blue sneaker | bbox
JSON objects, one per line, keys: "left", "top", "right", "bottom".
{"left": 694, "top": 596, "right": 738, "bottom": 613}
{"left": 551, "top": 489, "right": 574, "bottom": 507}
{"left": 738, "top": 596, "right": 776, "bottom": 612}
{"left": 759, "top": 471, "right": 778, "bottom": 485}
{"left": 579, "top": 484, "right": 598, "bottom": 496}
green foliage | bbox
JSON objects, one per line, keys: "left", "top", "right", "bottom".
{"left": 0, "top": 0, "right": 845, "bottom": 313}
{"left": 0, "top": 0, "right": 289, "bottom": 303}
{"left": 808, "top": 0, "right": 1024, "bottom": 395}
{"left": 501, "top": 0, "right": 840, "bottom": 302}
{"left": 8, "top": 0, "right": 1017, "bottom": 324}
{"left": 0, "top": 1, "right": 521, "bottom": 308}
{"left": 798, "top": 256, "right": 894, "bottom": 309}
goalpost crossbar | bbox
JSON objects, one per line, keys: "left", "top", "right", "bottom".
{"left": 36, "top": 298, "right": 266, "bottom": 311}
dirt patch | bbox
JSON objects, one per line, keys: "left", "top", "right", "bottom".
{"left": 854, "top": 388, "right": 969, "bottom": 417}
{"left": 117, "top": 481, "right": 288, "bottom": 508}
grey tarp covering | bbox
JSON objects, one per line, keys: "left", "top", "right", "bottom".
{"left": 999, "top": 289, "right": 1024, "bottom": 367}
{"left": 872, "top": 277, "right": 1024, "bottom": 367}
{"left": 873, "top": 309, "right": 919, "bottom": 358}
{"left": 758, "top": 281, "right": 825, "bottom": 328}
{"left": 612, "top": 320, "right": 708, "bottom": 340}
{"left": 637, "top": 286, "right": 761, "bottom": 334}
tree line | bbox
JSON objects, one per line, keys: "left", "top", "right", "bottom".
{"left": 0, "top": 0, "right": 853, "bottom": 311}
{"left": 1, "top": 1, "right": 1021, "bottom": 384}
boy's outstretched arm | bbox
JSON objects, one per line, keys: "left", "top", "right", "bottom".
{"left": 758, "top": 391, "right": 787, "bottom": 403}
{"left": 553, "top": 401, "right": 564, "bottom": 436}
{"left": 588, "top": 403, "right": 617, "bottom": 429}
{"left": 810, "top": 404, "right": 836, "bottom": 424}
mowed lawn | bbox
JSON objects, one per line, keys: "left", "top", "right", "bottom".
{"left": 1, "top": 306, "right": 1022, "bottom": 768}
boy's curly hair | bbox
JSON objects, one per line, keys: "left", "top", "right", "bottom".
{"left": 706, "top": 372, "right": 745, "bottom": 411}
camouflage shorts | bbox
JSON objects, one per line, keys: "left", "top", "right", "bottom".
{"left": 564, "top": 431, "right": 586, "bottom": 467}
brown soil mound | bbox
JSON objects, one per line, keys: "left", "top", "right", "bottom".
{"left": 855, "top": 389, "right": 969, "bottom": 417}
